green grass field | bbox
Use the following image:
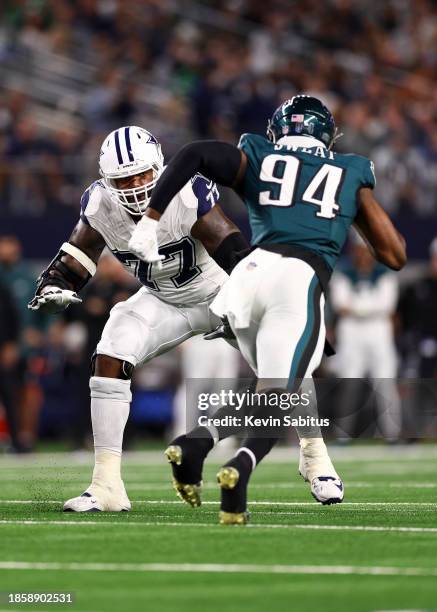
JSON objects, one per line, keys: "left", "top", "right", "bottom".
{"left": 1, "top": 445, "right": 436, "bottom": 612}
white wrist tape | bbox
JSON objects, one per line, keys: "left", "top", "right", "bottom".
{"left": 60, "top": 242, "right": 97, "bottom": 276}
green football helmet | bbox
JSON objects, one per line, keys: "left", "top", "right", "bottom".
{"left": 267, "top": 95, "right": 339, "bottom": 149}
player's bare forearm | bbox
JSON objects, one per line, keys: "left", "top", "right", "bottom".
{"left": 191, "top": 205, "right": 249, "bottom": 273}
{"left": 354, "top": 188, "right": 407, "bottom": 270}
{"left": 191, "top": 205, "right": 240, "bottom": 253}
{"left": 64, "top": 220, "right": 106, "bottom": 282}
{"left": 31, "top": 220, "right": 105, "bottom": 304}
{"left": 146, "top": 141, "right": 247, "bottom": 220}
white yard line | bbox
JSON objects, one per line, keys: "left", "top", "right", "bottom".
{"left": 0, "top": 561, "right": 436, "bottom": 577}
{"left": 2, "top": 480, "right": 437, "bottom": 490}
{"left": 1, "top": 519, "right": 437, "bottom": 534}
{"left": 0, "top": 499, "right": 435, "bottom": 507}
{"left": 99, "top": 482, "right": 437, "bottom": 490}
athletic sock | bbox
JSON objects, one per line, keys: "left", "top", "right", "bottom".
{"left": 238, "top": 436, "right": 278, "bottom": 467}
{"left": 89, "top": 376, "right": 131, "bottom": 488}
{"left": 299, "top": 437, "right": 339, "bottom": 481}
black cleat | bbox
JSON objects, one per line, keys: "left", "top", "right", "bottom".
{"left": 217, "top": 454, "right": 251, "bottom": 525}
{"left": 164, "top": 434, "right": 213, "bottom": 507}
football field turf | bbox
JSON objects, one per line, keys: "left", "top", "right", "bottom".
{"left": 1, "top": 445, "right": 436, "bottom": 612}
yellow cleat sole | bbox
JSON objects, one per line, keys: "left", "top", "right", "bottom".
{"left": 216, "top": 466, "right": 240, "bottom": 490}
{"left": 165, "top": 445, "right": 202, "bottom": 507}
{"left": 172, "top": 479, "right": 202, "bottom": 507}
{"left": 219, "top": 510, "right": 249, "bottom": 525}
{"left": 165, "top": 445, "right": 182, "bottom": 466}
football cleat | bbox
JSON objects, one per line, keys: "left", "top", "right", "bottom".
{"left": 164, "top": 436, "right": 211, "bottom": 507}
{"left": 219, "top": 510, "right": 249, "bottom": 525}
{"left": 310, "top": 476, "right": 344, "bottom": 505}
{"left": 165, "top": 444, "right": 202, "bottom": 507}
{"left": 63, "top": 482, "right": 131, "bottom": 512}
{"left": 217, "top": 453, "right": 252, "bottom": 525}
{"left": 299, "top": 437, "right": 344, "bottom": 505}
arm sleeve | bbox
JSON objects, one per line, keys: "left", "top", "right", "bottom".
{"left": 149, "top": 141, "right": 242, "bottom": 215}
{"left": 211, "top": 232, "right": 250, "bottom": 274}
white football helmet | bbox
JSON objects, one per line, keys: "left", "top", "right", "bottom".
{"left": 99, "top": 126, "right": 164, "bottom": 215}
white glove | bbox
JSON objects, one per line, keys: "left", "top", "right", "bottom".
{"left": 128, "top": 216, "right": 164, "bottom": 267}
{"left": 28, "top": 286, "right": 82, "bottom": 314}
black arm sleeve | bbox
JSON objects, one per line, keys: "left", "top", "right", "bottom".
{"left": 211, "top": 232, "right": 251, "bottom": 274}
{"left": 149, "top": 141, "right": 242, "bottom": 215}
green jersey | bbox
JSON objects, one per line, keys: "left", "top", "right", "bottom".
{"left": 238, "top": 133, "right": 376, "bottom": 270}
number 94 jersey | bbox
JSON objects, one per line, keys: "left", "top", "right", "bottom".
{"left": 238, "top": 133, "right": 376, "bottom": 270}
{"left": 80, "top": 174, "right": 228, "bottom": 306}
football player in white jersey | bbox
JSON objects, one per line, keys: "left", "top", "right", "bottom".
{"left": 29, "top": 126, "right": 249, "bottom": 512}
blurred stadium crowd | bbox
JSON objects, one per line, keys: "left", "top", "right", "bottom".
{"left": 0, "top": 0, "right": 437, "bottom": 450}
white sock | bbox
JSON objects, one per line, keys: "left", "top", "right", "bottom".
{"left": 89, "top": 376, "right": 131, "bottom": 488}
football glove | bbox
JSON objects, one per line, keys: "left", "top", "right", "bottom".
{"left": 128, "top": 216, "right": 164, "bottom": 267}
{"left": 28, "top": 286, "right": 82, "bottom": 314}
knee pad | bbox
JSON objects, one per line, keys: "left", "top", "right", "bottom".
{"left": 90, "top": 376, "right": 132, "bottom": 403}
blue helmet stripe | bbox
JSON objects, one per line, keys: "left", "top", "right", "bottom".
{"left": 124, "top": 127, "right": 134, "bottom": 162}
{"left": 114, "top": 129, "right": 123, "bottom": 164}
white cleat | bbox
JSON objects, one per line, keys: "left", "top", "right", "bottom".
{"left": 299, "top": 437, "right": 344, "bottom": 505}
{"left": 310, "top": 476, "right": 344, "bottom": 505}
{"left": 63, "top": 481, "right": 131, "bottom": 512}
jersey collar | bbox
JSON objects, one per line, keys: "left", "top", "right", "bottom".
{"left": 276, "top": 135, "right": 326, "bottom": 148}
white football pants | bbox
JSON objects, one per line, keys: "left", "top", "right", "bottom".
{"left": 211, "top": 248, "right": 326, "bottom": 389}
{"left": 96, "top": 287, "right": 220, "bottom": 366}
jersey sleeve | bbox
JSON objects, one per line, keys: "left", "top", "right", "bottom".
{"left": 80, "top": 187, "right": 92, "bottom": 225}
{"left": 79, "top": 181, "right": 102, "bottom": 226}
{"left": 181, "top": 173, "right": 220, "bottom": 219}
{"left": 238, "top": 133, "right": 251, "bottom": 151}
{"left": 238, "top": 133, "right": 265, "bottom": 158}
{"left": 360, "top": 158, "right": 376, "bottom": 189}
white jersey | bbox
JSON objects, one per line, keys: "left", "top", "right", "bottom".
{"left": 80, "top": 175, "right": 228, "bottom": 306}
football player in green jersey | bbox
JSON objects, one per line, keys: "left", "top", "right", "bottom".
{"left": 135, "top": 95, "right": 406, "bottom": 524}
